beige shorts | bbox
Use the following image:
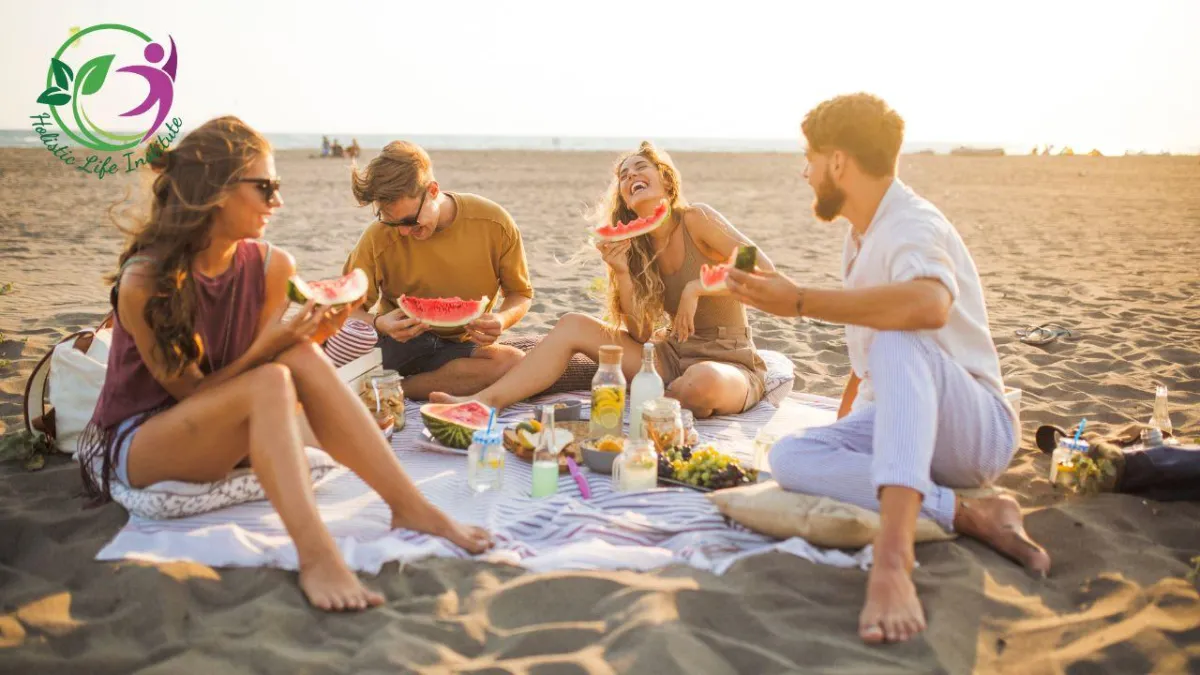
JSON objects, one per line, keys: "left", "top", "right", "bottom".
{"left": 654, "top": 326, "right": 768, "bottom": 413}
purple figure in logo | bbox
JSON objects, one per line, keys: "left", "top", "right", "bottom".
{"left": 118, "top": 36, "right": 178, "bottom": 142}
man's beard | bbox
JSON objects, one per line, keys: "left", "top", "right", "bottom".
{"left": 812, "top": 167, "right": 846, "bottom": 222}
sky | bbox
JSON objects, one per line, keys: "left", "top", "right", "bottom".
{"left": 3, "top": 0, "right": 1199, "bottom": 154}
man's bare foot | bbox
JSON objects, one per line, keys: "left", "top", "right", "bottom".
{"left": 954, "top": 494, "right": 1051, "bottom": 577}
{"left": 859, "top": 558, "right": 926, "bottom": 644}
{"left": 298, "top": 554, "right": 385, "bottom": 612}
{"left": 392, "top": 505, "right": 494, "bottom": 554}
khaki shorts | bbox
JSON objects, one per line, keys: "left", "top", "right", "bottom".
{"left": 654, "top": 326, "right": 768, "bottom": 413}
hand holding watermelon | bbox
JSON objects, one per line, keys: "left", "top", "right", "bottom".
{"left": 465, "top": 313, "right": 503, "bottom": 346}
{"left": 254, "top": 299, "right": 328, "bottom": 359}
{"left": 311, "top": 300, "right": 361, "bottom": 345}
{"left": 596, "top": 239, "right": 632, "bottom": 274}
{"left": 376, "top": 310, "right": 430, "bottom": 343}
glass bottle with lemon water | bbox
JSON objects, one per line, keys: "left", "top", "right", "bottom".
{"left": 531, "top": 405, "right": 560, "bottom": 498}
{"left": 628, "top": 342, "right": 664, "bottom": 440}
{"left": 590, "top": 345, "right": 627, "bottom": 438}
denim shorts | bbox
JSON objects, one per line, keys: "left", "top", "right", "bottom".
{"left": 379, "top": 331, "right": 478, "bottom": 376}
{"left": 108, "top": 416, "right": 142, "bottom": 487}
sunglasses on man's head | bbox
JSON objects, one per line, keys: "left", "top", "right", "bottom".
{"left": 375, "top": 189, "right": 427, "bottom": 228}
{"left": 238, "top": 178, "right": 282, "bottom": 203}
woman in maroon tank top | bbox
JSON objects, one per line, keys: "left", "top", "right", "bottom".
{"left": 82, "top": 116, "right": 492, "bottom": 612}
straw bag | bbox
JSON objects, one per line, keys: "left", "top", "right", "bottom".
{"left": 23, "top": 314, "right": 113, "bottom": 455}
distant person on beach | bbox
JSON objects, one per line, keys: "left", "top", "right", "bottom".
{"left": 79, "top": 116, "right": 492, "bottom": 612}
{"left": 343, "top": 140, "right": 532, "bottom": 399}
{"left": 347, "top": 138, "right": 361, "bottom": 161}
{"left": 431, "top": 141, "right": 774, "bottom": 418}
{"left": 331, "top": 139, "right": 344, "bottom": 158}
{"left": 321, "top": 135, "right": 330, "bottom": 157}
{"left": 724, "top": 93, "right": 1050, "bottom": 645}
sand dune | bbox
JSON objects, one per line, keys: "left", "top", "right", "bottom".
{"left": 0, "top": 148, "right": 1197, "bottom": 673}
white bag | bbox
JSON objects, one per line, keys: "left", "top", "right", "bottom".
{"left": 23, "top": 316, "right": 112, "bottom": 456}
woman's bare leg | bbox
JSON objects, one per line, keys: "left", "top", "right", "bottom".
{"left": 125, "top": 364, "right": 383, "bottom": 612}
{"left": 429, "top": 313, "right": 644, "bottom": 409}
{"left": 273, "top": 342, "right": 492, "bottom": 553}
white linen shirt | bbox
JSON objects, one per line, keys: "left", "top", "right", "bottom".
{"left": 843, "top": 178, "right": 1006, "bottom": 410}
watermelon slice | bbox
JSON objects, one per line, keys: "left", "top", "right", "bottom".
{"left": 287, "top": 269, "right": 368, "bottom": 306}
{"left": 398, "top": 295, "right": 489, "bottom": 328}
{"left": 421, "top": 401, "right": 493, "bottom": 449}
{"left": 593, "top": 200, "right": 670, "bottom": 241}
{"left": 699, "top": 263, "right": 731, "bottom": 292}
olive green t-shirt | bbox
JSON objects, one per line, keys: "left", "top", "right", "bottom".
{"left": 343, "top": 192, "right": 533, "bottom": 339}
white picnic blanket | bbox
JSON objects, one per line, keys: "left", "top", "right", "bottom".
{"left": 95, "top": 392, "right": 864, "bottom": 574}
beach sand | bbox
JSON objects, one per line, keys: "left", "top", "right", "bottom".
{"left": 1, "top": 147, "right": 1197, "bottom": 673}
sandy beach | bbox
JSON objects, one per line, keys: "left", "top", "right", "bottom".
{"left": 0, "top": 147, "right": 1197, "bottom": 673}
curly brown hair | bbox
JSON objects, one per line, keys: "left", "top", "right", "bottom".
{"left": 109, "top": 115, "right": 272, "bottom": 375}
{"left": 801, "top": 93, "right": 905, "bottom": 177}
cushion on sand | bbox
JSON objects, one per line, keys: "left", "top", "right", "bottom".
{"left": 109, "top": 448, "right": 337, "bottom": 520}
{"left": 707, "top": 481, "right": 956, "bottom": 549}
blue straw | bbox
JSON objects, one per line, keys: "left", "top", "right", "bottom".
{"left": 1073, "top": 418, "right": 1087, "bottom": 444}
{"left": 486, "top": 408, "right": 496, "bottom": 434}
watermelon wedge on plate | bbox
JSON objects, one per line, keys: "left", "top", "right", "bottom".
{"left": 699, "top": 263, "right": 731, "bottom": 292}
{"left": 287, "top": 268, "right": 369, "bottom": 306}
{"left": 398, "top": 295, "right": 490, "bottom": 328}
{"left": 593, "top": 200, "right": 670, "bottom": 241}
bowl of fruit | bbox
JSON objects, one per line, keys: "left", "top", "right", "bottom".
{"left": 657, "top": 444, "right": 758, "bottom": 492}
{"left": 580, "top": 435, "right": 624, "bottom": 474}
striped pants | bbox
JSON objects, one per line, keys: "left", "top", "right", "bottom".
{"left": 770, "top": 331, "right": 1016, "bottom": 531}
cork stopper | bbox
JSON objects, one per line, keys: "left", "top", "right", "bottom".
{"left": 598, "top": 345, "right": 623, "bottom": 365}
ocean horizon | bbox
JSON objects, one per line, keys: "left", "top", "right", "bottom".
{"left": 4, "top": 129, "right": 1192, "bottom": 156}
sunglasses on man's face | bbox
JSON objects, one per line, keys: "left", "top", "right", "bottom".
{"left": 375, "top": 190, "right": 427, "bottom": 228}
{"left": 238, "top": 178, "right": 282, "bottom": 203}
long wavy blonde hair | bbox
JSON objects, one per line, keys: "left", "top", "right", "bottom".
{"left": 591, "top": 141, "right": 689, "bottom": 334}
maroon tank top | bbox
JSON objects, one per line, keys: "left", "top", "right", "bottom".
{"left": 80, "top": 239, "right": 269, "bottom": 498}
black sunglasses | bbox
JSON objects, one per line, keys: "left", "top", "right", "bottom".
{"left": 375, "top": 189, "right": 427, "bottom": 228}
{"left": 238, "top": 178, "right": 282, "bottom": 203}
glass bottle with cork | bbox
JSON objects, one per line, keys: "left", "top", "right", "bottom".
{"left": 590, "top": 345, "right": 626, "bottom": 438}
{"left": 628, "top": 342, "right": 664, "bottom": 439}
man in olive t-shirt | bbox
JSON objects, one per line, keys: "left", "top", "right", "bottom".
{"left": 344, "top": 141, "right": 532, "bottom": 398}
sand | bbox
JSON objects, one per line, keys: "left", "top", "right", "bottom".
{"left": 0, "top": 147, "right": 1197, "bottom": 673}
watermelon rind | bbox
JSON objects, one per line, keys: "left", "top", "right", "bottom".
{"left": 593, "top": 200, "right": 670, "bottom": 242}
{"left": 398, "top": 295, "right": 489, "bottom": 328}
{"left": 420, "top": 401, "right": 493, "bottom": 449}
{"left": 287, "top": 269, "right": 368, "bottom": 306}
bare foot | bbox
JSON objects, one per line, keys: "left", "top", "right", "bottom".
{"left": 428, "top": 391, "right": 470, "bottom": 405}
{"left": 298, "top": 554, "right": 385, "bottom": 612}
{"left": 392, "top": 505, "right": 495, "bottom": 554}
{"left": 954, "top": 494, "right": 1051, "bottom": 577}
{"left": 859, "top": 560, "right": 927, "bottom": 644}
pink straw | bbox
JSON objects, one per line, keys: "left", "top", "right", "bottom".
{"left": 566, "top": 457, "right": 591, "bottom": 499}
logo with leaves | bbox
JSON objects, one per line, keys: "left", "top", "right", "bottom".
{"left": 36, "top": 24, "right": 178, "bottom": 152}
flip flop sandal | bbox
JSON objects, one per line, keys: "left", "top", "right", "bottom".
{"left": 1016, "top": 324, "right": 1075, "bottom": 346}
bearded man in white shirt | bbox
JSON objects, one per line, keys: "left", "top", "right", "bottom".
{"left": 726, "top": 93, "right": 1050, "bottom": 646}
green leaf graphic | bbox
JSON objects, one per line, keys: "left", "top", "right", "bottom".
{"left": 50, "top": 58, "right": 74, "bottom": 90}
{"left": 77, "top": 54, "right": 115, "bottom": 96}
{"left": 37, "top": 86, "right": 71, "bottom": 106}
